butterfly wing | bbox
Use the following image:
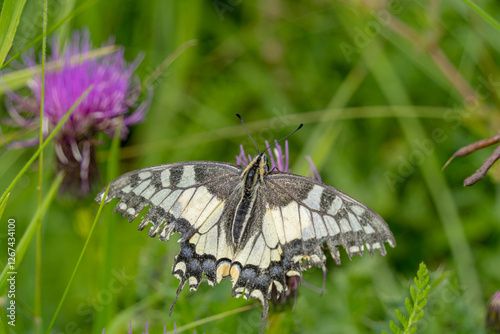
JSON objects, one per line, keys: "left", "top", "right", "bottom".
{"left": 95, "top": 161, "right": 243, "bottom": 288}
{"left": 96, "top": 161, "right": 241, "bottom": 233}
{"left": 225, "top": 172, "right": 395, "bottom": 316}
{"left": 262, "top": 172, "right": 396, "bottom": 266}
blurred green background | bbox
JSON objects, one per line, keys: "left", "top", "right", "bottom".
{"left": 1, "top": 0, "right": 500, "bottom": 333}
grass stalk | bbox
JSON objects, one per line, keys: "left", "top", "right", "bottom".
{"left": 0, "top": 173, "right": 64, "bottom": 293}
{"left": 45, "top": 185, "right": 110, "bottom": 333}
{"left": 461, "top": 0, "right": 500, "bottom": 32}
{"left": 92, "top": 118, "right": 123, "bottom": 332}
{"left": 0, "top": 193, "right": 10, "bottom": 221}
{"left": 0, "top": 45, "right": 116, "bottom": 94}
{"left": 111, "top": 105, "right": 477, "bottom": 161}
{"left": 175, "top": 305, "right": 256, "bottom": 333}
{"left": 34, "top": 0, "right": 48, "bottom": 331}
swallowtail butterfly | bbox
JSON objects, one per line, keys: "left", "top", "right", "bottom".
{"left": 95, "top": 120, "right": 395, "bottom": 332}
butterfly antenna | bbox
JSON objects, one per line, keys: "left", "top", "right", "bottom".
{"left": 264, "top": 123, "right": 303, "bottom": 152}
{"left": 236, "top": 114, "right": 260, "bottom": 152}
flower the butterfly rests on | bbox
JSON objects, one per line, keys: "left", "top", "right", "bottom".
{"left": 95, "top": 120, "right": 396, "bottom": 332}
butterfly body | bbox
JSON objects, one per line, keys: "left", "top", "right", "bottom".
{"left": 96, "top": 153, "right": 395, "bottom": 331}
{"left": 233, "top": 152, "right": 267, "bottom": 248}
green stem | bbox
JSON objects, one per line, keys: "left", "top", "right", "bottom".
{"left": 45, "top": 185, "right": 110, "bottom": 333}
{"left": 461, "top": 0, "right": 500, "bottom": 32}
{"left": 176, "top": 304, "right": 256, "bottom": 333}
{"left": 0, "top": 193, "right": 10, "bottom": 221}
{"left": 0, "top": 173, "right": 64, "bottom": 293}
{"left": 35, "top": 0, "right": 48, "bottom": 331}
{"left": 93, "top": 118, "right": 122, "bottom": 332}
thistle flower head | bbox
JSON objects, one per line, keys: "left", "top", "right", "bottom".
{"left": 5, "top": 30, "right": 151, "bottom": 195}
{"left": 487, "top": 290, "right": 500, "bottom": 332}
{"left": 236, "top": 140, "right": 321, "bottom": 181}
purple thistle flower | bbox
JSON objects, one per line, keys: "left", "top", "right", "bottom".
{"left": 4, "top": 30, "right": 151, "bottom": 195}
{"left": 236, "top": 140, "right": 323, "bottom": 306}
{"left": 236, "top": 140, "right": 291, "bottom": 172}
{"left": 487, "top": 291, "right": 500, "bottom": 332}
{"left": 236, "top": 140, "right": 321, "bottom": 180}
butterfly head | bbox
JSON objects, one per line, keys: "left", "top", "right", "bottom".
{"left": 243, "top": 152, "right": 268, "bottom": 183}
{"left": 254, "top": 152, "right": 268, "bottom": 171}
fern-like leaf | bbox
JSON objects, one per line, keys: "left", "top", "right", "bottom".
{"left": 395, "top": 309, "right": 409, "bottom": 327}
{"left": 389, "top": 320, "right": 403, "bottom": 334}
{"left": 384, "top": 262, "right": 431, "bottom": 334}
{"left": 405, "top": 298, "right": 413, "bottom": 314}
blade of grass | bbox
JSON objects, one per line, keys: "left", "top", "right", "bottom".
{"left": 141, "top": 39, "right": 198, "bottom": 90}
{"left": 0, "top": 0, "right": 28, "bottom": 66}
{"left": 0, "top": 45, "right": 116, "bottom": 94}
{"left": 461, "top": 0, "right": 500, "bottom": 32}
{"left": 0, "top": 0, "right": 99, "bottom": 71}
{"left": 175, "top": 304, "right": 256, "bottom": 333}
{"left": 0, "top": 172, "right": 63, "bottom": 293}
{"left": 0, "top": 193, "right": 10, "bottom": 221}
{"left": 110, "top": 105, "right": 482, "bottom": 161}
{"left": 103, "top": 292, "right": 166, "bottom": 333}
{"left": 45, "top": 185, "right": 110, "bottom": 333}
{"left": 35, "top": 1, "right": 48, "bottom": 331}
{"left": 105, "top": 296, "right": 255, "bottom": 333}
{"left": 93, "top": 118, "right": 122, "bottom": 332}
{"left": 0, "top": 85, "right": 93, "bottom": 205}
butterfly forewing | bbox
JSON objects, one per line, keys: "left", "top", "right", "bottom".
{"left": 97, "top": 161, "right": 241, "bottom": 240}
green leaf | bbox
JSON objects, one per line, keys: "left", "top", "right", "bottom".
{"left": 0, "top": 0, "right": 28, "bottom": 66}
{"left": 0, "top": 0, "right": 99, "bottom": 71}
{"left": 0, "top": 45, "right": 115, "bottom": 95}
{"left": 389, "top": 320, "right": 402, "bottom": 334}
{"left": 415, "top": 310, "right": 424, "bottom": 322}
{"left": 0, "top": 193, "right": 9, "bottom": 221}
{"left": 410, "top": 285, "right": 416, "bottom": 302}
{"left": 405, "top": 298, "right": 413, "bottom": 314}
{"left": 417, "top": 299, "right": 427, "bottom": 310}
{"left": 395, "top": 309, "right": 409, "bottom": 327}
{"left": 461, "top": 0, "right": 500, "bottom": 32}
{"left": 384, "top": 263, "right": 431, "bottom": 334}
